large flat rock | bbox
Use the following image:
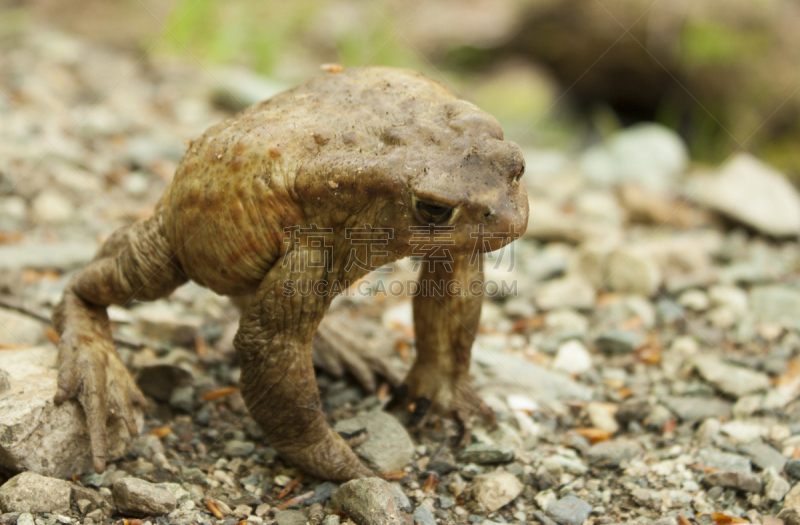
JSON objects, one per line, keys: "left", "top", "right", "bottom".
{"left": 472, "top": 347, "right": 592, "bottom": 404}
{"left": 0, "top": 241, "right": 98, "bottom": 270}
{"left": 688, "top": 154, "right": 800, "bottom": 237}
{"left": 0, "top": 346, "right": 142, "bottom": 478}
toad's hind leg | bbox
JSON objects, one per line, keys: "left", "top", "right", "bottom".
{"left": 53, "top": 212, "right": 187, "bottom": 473}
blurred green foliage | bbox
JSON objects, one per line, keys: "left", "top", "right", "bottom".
{"left": 680, "top": 21, "right": 768, "bottom": 67}
{"left": 0, "top": 7, "right": 28, "bottom": 38}
{"left": 163, "top": 0, "right": 426, "bottom": 79}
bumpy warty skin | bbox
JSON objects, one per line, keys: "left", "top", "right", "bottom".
{"left": 164, "top": 67, "right": 528, "bottom": 294}
{"left": 51, "top": 66, "right": 530, "bottom": 481}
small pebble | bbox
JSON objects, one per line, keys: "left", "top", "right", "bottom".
{"left": 456, "top": 443, "right": 515, "bottom": 465}
{"left": 546, "top": 495, "right": 592, "bottom": 525}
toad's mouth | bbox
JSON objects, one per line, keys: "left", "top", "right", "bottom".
{"left": 414, "top": 198, "right": 455, "bottom": 225}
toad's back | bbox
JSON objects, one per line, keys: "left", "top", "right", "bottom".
{"left": 161, "top": 67, "right": 456, "bottom": 296}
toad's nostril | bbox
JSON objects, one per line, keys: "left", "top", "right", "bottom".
{"left": 482, "top": 208, "right": 493, "bottom": 219}
{"left": 513, "top": 164, "right": 525, "bottom": 183}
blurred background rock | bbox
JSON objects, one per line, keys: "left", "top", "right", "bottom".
{"left": 6, "top": 0, "right": 800, "bottom": 174}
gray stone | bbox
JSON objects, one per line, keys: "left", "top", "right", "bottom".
{"left": 765, "top": 473, "right": 790, "bottom": 502}
{"left": 662, "top": 396, "right": 732, "bottom": 422}
{"left": 304, "top": 482, "right": 338, "bottom": 506}
{"left": 456, "top": 443, "right": 515, "bottom": 465}
{"left": 696, "top": 449, "right": 752, "bottom": 473}
{"left": 438, "top": 495, "right": 455, "bottom": 509}
{"left": 112, "top": 477, "right": 177, "bottom": 516}
{"left": 615, "top": 397, "right": 650, "bottom": 424}
{"left": 224, "top": 440, "right": 256, "bottom": 458}
{"left": 169, "top": 385, "right": 195, "bottom": 413}
{"left": 750, "top": 285, "right": 800, "bottom": 326}
{"left": 0, "top": 308, "right": 45, "bottom": 346}
{"left": 546, "top": 495, "right": 593, "bottom": 525}
{"left": 595, "top": 329, "right": 641, "bottom": 355}
{"left": 534, "top": 276, "right": 596, "bottom": 311}
{"left": 721, "top": 419, "right": 764, "bottom": 444}
{"left": 606, "top": 247, "right": 662, "bottom": 296}
{"left": 135, "top": 363, "right": 193, "bottom": 402}
{"left": 579, "top": 123, "right": 688, "bottom": 190}
{"left": 657, "top": 298, "right": 685, "bottom": 323}
{"left": 130, "top": 434, "right": 165, "bottom": 460}
{"left": 704, "top": 471, "right": 762, "bottom": 493}
{"left": 413, "top": 504, "right": 435, "bottom": 525}
{"left": 322, "top": 515, "right": 341, "bottom": 525}
{"left": 587, "top": 439, "right": 643, "bottom": 468}
{"left": 0, "top": 372, "right": 10, "bottom": 394}
{"left": 0, "top": 347, "right": 141, "bottom": 478}
{"left": 739, "top": 442, "right": 787, "bottom": 472}
{"left": 533, "top": 510, "right": 560, "bottom": 525}
{"left": 275, "top": 510, "right": 308, "bottom": 525}
{"left": 694, "top": 354, "right": 771, "bottom": 398}
{"left": 30, "top": 191, "right": 74, "bottom": 225}
{"left": 503, "top": 297, "right": 536, "bottom": 319}
{"left": 0, "top": 472, "right": 71, "bottom": 513}
{"left": 709, "top": 285, "right": 748, "bottom": 313}
{"left": 211, "top": 66, "right": 287, "bottom": 111}
{"left": 645, "top": 405, "right": 674, "bottom": 429}
{"left": 524, "top": 197, "right": 587, "bottom": 243}
{"left": 586, "top": 402, "right": 619, "bottom": 433}
{"left": 330, "top": 478, "right": 412, "bottom": 525}
{"left": 472, "top": 470, "right": 523, "bottom": 512}
{"left": 123, "top": 135, "right": 186, "bottom": 166}
{"left": 71, "top": 484, "right": 105, "bottom": 515}
{"left": 16, "top": 514, "right": 34, "bottom": 525}
{"left": 158, "top": 482, "right": 190, "bottom": 504}
{"left": 334, "top": 411, "right": 414, "bottom": 472}
{"left": 785, "top": 482, "right": 800, "bottom": 507}
{"left": 472, "top": 347, "right": 592, "bottom": 404}
{"left": 678, "top": 289, "right": 710, "bottom": 311}
{"left": 688, "top": 153, "right": 800, "bottom": 237}
{"left": 0, "top": 242, "right": 97, "bottom": 270}
{"left": 786, "top": 458, "right": 800, "bottom": 478}
{"left": 552, "top": 340, "right": 592, "bottom": 375}
{"left": 0, "top": 195, "right": 27, "bottom": 225}
{"left": 695, "top": 418, "right": 721, "bottom": 444}
{"left": 135, "top": 305, "right": 203, "bottom": 346}
{"left": 778, "top": 507, "right": 800, "bottom": 525}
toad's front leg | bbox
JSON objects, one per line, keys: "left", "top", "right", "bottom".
{"left": 233, "top": 249, "right": 373, "bottom": 481}
{"left": 388, "top": 254, "right": 494, "bottom": 446}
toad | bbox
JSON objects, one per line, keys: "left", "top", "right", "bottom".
{"left": 52, "top": 66, "right": 529, "bottom": 481}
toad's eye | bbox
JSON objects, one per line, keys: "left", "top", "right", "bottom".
{"left": 514, "top": 164, "right": 525, "bottom": 183}
{"left": 415, "top": 199, "right": 454, "bottom": 225}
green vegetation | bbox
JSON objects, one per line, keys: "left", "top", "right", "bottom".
{"left": 680, "top": 21, "right": 768, "bottom": 67}
{"left": 161, "top": 0, "right": 427, "bottom": 80}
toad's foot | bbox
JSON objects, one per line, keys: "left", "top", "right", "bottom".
{"left": 54, "top": 294, "right": 146, "bottom": 473}
{"left": 386, "top": 365, "right": 495, "bottom": 448}
{"left": 313, "top": 316, "right": 404, "bottom": 393}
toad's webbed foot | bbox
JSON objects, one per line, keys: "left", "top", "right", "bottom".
{"left": 385, "top": 253, "right": 493, "bottom": 448}
{"left": 52, "top": 216, "right": 185, "bottom": 473}
{"left": 387, "top": 366, "right": 495, "bottom": 448}
{"left": 313, "top": 315, "right": 404, "bottom": 393}
{"left": 54, "top": 292, "right": 147, "bottom": 473}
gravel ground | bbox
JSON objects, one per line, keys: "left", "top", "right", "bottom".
{"left": 3, "top": 27, "right": 800, "bottom": 525}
